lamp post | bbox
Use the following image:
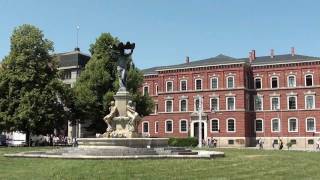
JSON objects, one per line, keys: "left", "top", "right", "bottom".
{"left": 197, "top": 95, "right": 203, "bottom": 148}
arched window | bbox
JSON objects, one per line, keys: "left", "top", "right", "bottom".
{"left": 165, "top": 100, "right": 173, "bottom": 112}
{"left": 210, "top": 119, "right": 219, "bottom": 132}
{"left": 211, "top": 77, "right": 218, "bottom": 89}
{"left": 287, "top": 75, "right": 296, "bottom": 87}
{"left": 227, "top": 76, "right": 234, "bottom": 89}
{"left": 165, "top": 120, "right": 173, "bottom": 133}
{"left": 306, "top": 117, "right": 316, "bottom": 132}
{"left": 271, "top": 118, "right": 280, "bottom": 132}
{"left": 288, "top": 118, "right": 298, "bottom": 132}
{"left": 142, "top": 121, "right": 149, "bottom": 133}
{"left": 305, "top": 74, "right": 313, "bottom": 86}
{"left": 180, "top": 99, "right": 187, "bottom": 112}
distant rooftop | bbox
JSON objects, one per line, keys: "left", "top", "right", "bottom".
{"left": 142, "top": 53, "right": 320, "bottom": 75}
{"left": 56, "top": 48, "right": 91, "bottom": 68}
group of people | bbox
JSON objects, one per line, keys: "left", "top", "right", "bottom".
{"left": 30, "top": 134, "right": 77, "bottom": 146}
{"left": 203, "top": 137, "right": 218, "bottom": 148}
{"left": 258, "top": 137, "right": 320, "bottom": 151}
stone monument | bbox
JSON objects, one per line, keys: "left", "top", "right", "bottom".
{"left": 102, "top": 41, "right": 141, "bottom": 138}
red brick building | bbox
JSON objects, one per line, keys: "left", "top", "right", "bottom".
{"left": 140, "top": 49, "right": 320, "bottom": 148}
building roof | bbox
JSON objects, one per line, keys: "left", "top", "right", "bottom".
{"left": 56, "top": 49, "right": 91, "bottom": 68}
{"left": 142, "top": 53, "right": 320, "bottom": 75}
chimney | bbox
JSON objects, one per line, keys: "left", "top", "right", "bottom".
{"left": 186, "top": 56, "right": 190, "bottom": 63}
{"left": 249, "top": 52, "right": 253, "bottom": 63}
{"left": 74, "top": 47, "right": 80, "bottom": 51}
{"left": 252, "top": 50, "right": 256, "bottom": 60}
{"left": 291, "top": 47, "right": 295, "bottom": 56}
{"left": 270, "top": 49, "right": 274, "bottom": 58}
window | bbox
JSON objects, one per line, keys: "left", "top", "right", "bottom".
{"left": 226, "top": 97, "right": 235, "bottom": 110}
{"left": 255, "top": 119, "right": 263, "bottom": 132}
{"left": 63, "top": 70, "right": 71, "bottom": 79}
{"left": 271, "top": 118, "right": 280, "bottom": 132}
{"left": 288, "top": 96, "right": 297, "bottom": 110}
{"left": 155, "top": 85, "right": 158, "bottom": 95}
{"left": 211, "top": 77, "right": 218, "bottom": 89}
{"left": 305, "top": 95, "right": 315, "bottom": 109}
{"left": 308, "top": 139, "right": 314, "bottom": 145}
{"left": 195, "top": 79, "right": 202, "bottom": 90}
{"left": 180, "top": 80, "right": 187, "bottom": 91}
{"left": 255, "top": 78, "right": 262, "bottom": 89}
{"left": 271, "top": 77, "right": 279, "bottom": 88}
{"left": 155, "top": 104, "right": 158, "bottom": 114}
{"left": 210, "top": 98, "right": 219, "bottom": 111}
{"left": 227, "top": 76, "right": 234, "bottom": 89}
{"left": 142, "top": 122, "right": 149, "bottom": 133}
{"left": 211, "top": 119, "right": 219, "bottom": 132}
{"left": 166, "top": 81, "right": 173, "bottom": 92}
{"left": 306, "top": 118, "right": 315, "bottom": 132}
{"left": 194, "top": 98, "right": 202, "bottom": 111}
{"left": 180, "top": 120, "right": 187, "bottom": 133}
{"left": 290, "top": 139, "right": 297, "bottom": 144}
{"left": 305, "top": 74, "right": 313, "bottom": 86}
{"left": 227, "top": 119, "right": 236, "bottom": 132}
{"left": 288, "top": 118, "right": 298, "bottom": 132}
{"left": 271, "top": 97, "right": 280, "bottom": 110}
{"left": 254, "top": 95, "right": 263, "bottom": 111}
{"left": 143, "top": 86, "right": 149, "bottom": 96}
{"left": 228, "top": 140, "right": 235, "bottom": 145}
{"left": 180, "top": 99, "right": 187, "bottom": 112}
{"left": 288, "top": 75, "right": 296, "bottom": 87}
{"left": 165, "top": 120, "right": 173, "bottom": 133}
{"left": 155, "top": 121, "right": 159, "bottom": 133}
{"left": 165, "top": 100, "right": 173, "bottom": 112}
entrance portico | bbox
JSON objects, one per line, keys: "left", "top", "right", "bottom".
{"left": 190, "top": 112, "right": 208, "bottom": 142}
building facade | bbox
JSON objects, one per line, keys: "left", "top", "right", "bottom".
{"left": 56, "top": 48, "right": 91, "bottom": 138}
{"left": 140, "top": 49, "right": 320, "bottom": 148}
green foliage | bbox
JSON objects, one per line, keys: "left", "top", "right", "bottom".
{"left": 168, "top": 137, "right": 198, "bottom": 147}
{"left": 73, "top": 33, "right": 153, "bottom": 133}
{"left": 0, "top": 24, "right": 73, "bottom": 135}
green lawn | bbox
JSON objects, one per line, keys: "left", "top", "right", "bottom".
{"left": 0, "top": 147, "right": 319, "bottom": 180}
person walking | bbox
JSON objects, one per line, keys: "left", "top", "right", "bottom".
{"left": 279, "top": 139, "right": 284, "bottom": 150}
{"left": 258, "top": 138, "right": 263, "bottom": 150}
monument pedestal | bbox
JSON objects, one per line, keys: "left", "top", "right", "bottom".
{"left": 113, "top": 91, "right": 131, "bottom": 116}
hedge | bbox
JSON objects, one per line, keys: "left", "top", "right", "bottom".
{"left": 168, "top": 137, "right": 198, "bottom": 147}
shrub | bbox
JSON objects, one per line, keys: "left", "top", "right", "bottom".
{"left": 168, "top": 137, "right": 198, "bottom": 147}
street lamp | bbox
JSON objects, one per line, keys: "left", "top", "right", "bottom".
{"left": 197, "top": 95, "right": 203, "bottom": 148}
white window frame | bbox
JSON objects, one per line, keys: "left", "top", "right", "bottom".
{"left": 254, "top": 77, "right": 262, "bottom": 89}
{"left": 180, "top": 80, "right": 187, "bottom": 91}
{"left": 142, "top": 121, "right": 149, "bottom": 133}
{"left": 305, "top": 74, "right": 313, "bottom": 87}
{"left": 305, "top": 95, "right": 315, "bottom": 110}
{"left": 166, "top": 81, "right": 173, "bottom": 92}
{"left": 226, "top": 118, "right": 236, "bottom": 132}
{"left": 210, "top": 77, "right": 218, "bottom": 89}
{"left": 226, "top": 76, "right": 235, "bottom": 89}
{"left": 270, "top": 96, "right": 280, "bottom": 110}
{"left": 270, "top": 76, "right": 279, "bottom": 89}
{"left": 287, "top": 96, "right": 297, "bottom": 110}
{"left": 154, "top": 121, "right": 159, "bottom": 133}
{"left": 143, "top": 86, "right": 149, "bottom": 96}
{"left": 254, "top": 95, "right": 263, "bottom": 111}
{"left": 287, "top": 75, "right": 296, "bottom": 88}
{"left": 271, "top": 118, "right": 280, "bottom": 133}
{"left": 179, "top": 99, "right": 188, "bottom": 112}
{"left": 210, "top": 119, "right": 219, "bottom": 133}
{"left": 288, "top": 118, "right": 298, "bottom": 132}
{"left": 210, "top": 97, "right": 219, "bottom": 111}
{"left": 226, "top": 97, "right": 236, "bottom": 111}
{"left": 194, "top": 79, "right": 202, "bottom": 91}
{"left": 194, "top": 98, "right": 203, "bottom": 111}
{"left": 306, "top": 117, "right": 316, "bottom": 132}
{"left": 165, "top": 100, "right": 173, "bottom": 112}
{"left": 165, "top": 119, "right": 173, "bottom": 133}
{"left": 155, "top": 85, "right": 158, "bottom": 95}
{"left": 179, "top": 119, "right": 188, "bottom": 133}
{"left": 255, "top": 119, "right": 264, "bottom": 133}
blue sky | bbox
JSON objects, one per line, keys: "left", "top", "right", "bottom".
{"left": 1, "top": 0, "right": 320, "bottom": 69}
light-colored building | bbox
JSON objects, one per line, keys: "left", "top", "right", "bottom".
{"left": 57, "top": 48, "right": 91, "bottom": 138}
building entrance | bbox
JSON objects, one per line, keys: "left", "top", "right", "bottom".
{"left": 193, "top": 122, "right": 205, "bottom": 141}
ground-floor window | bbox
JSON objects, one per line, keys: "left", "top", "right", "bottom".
{"left": 255, "top": 119, "right": 263, "bottom": 132}
{"left": 306, "top": 118, "right": 315, "bottom": 132}
{"left": 142, "top": 121, "right": 149, "bottom": 133}
{"left": 271, "top": 118, "right": 280, "bottom": 132}
{"left": 211, "top": 119, "right": 219, "bottom": 132}
{"left": 180, "top": 120, "right": 187, "bottom": 133}
{"left": 154, "top": 121, "right": 159, "bottom": 133}
{"left": 288, "top": 118, "right": 298, "bottom": 132}
{"left": 227, "top": 118, "right": 236, "bottom": 132}
{"left": 165, "top": 120, "right": 173, "bottom": 133}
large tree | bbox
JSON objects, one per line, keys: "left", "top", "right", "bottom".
{"left": 0, "top": 24, "right": 73, "bottom": 140}
{"left": 73, "top": 33, "right": 153, "bottom": 133}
